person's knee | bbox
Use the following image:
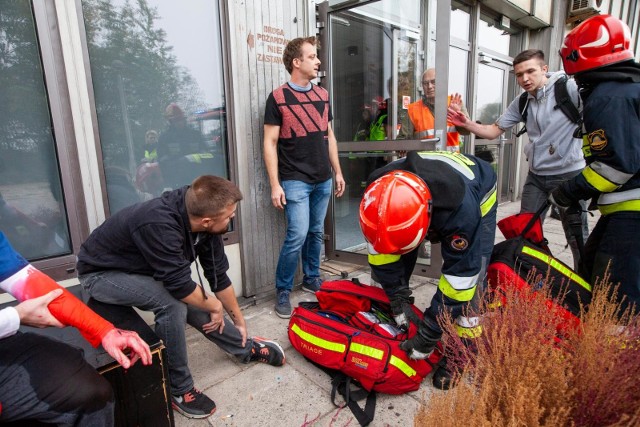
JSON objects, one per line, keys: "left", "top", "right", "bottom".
{"left": 157, "top": 296, "right": 188, "bottom": 319}
{"left": 78, "top": 374, "right": 114, "bottom": 412}
{"left": 306, "top": 228, "right": 325, "bottom": 239}
{"left": 284, "top": 225, "right": 308, "bottom": 248}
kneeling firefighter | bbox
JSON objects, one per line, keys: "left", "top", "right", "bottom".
{"left": 359, "top": 150, "right": 497, "bottom": 389}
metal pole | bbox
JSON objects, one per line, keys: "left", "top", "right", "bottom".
{"left": 434, "top": 0, "right": 451, "bottom": 151}
{"left": 112, "top": 60, "right": 136, "bottom": 179}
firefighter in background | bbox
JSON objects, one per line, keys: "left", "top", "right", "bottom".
{"left": 141, "top": 129, "right": 159, "bottom": 163}
{"left": 550, "top": 14, "right": 640, "bottom": 312}
{"left": 352, "top": 105, "right": 373, "bottom": 142}
{"left": 360, "top": 150, "right": 497, "bottom": 389}
{"left": 157, "top": 103, "right": 206, "bottom": 161}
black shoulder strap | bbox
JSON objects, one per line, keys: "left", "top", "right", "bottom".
{"left": 521, "top": 200, "right": 552, "bottom": 238}
{"left": 553, "top": 75, "right": 581, "bottom": 124}
{"left": 330, "top": 372, "right": 376, "bottom": 427}
{"left": 515, "top": 92, "right": 529, "bottom": 137}
{"left": 306, "top": 358, "right": 377, "bottom": 426}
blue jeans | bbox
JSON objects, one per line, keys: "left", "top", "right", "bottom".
{"left": 276, "top": 179, "right": 332, "bottom": 291}
{"left": 520, "top": 170, "right": 589, "bottom": 271}
{"left": 79, "top": 271, "right": 252, "bottom": 395}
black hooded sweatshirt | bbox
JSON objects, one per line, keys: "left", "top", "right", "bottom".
{"left": 77, "top": 186, "right": 231, "bottom": 299}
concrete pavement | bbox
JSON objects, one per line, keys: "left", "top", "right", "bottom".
{"left": 174, "top": 201, "right": 600, "bottom": 426}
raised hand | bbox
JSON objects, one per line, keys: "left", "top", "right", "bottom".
{"left": 449, "top": 93, "right": 463, "bottom": 113}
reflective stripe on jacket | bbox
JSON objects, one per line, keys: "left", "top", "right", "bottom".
{"left": 407, "top": 97, "right": 460, "bottom": 152}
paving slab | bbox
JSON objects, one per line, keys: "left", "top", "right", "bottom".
{"left": 182, "top": 327, "right": 246, "bottom": 388}
{"left": 176, "top": 354, "right": 337, "bottom": 426}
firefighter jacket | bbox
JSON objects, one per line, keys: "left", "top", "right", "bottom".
{"left": 407, "top": 97, "right": 461, "bottom": 151}
{"left": 559, "top": 79, "right": 640, "bottom": 215}
{"left": 367, "top": 150, "right": 497, "bottom": 337}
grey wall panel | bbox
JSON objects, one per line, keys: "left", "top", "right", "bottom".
{"left": 227, "top": 0, "right": 308, "bottom": 298}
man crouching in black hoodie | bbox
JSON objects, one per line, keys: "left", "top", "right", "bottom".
{"left": 77, "top": 175, "right": 285, "bottom": 419}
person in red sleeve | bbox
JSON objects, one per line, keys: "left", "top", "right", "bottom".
{"left": 0, "top": 231, "right": 151, "bottom": 425}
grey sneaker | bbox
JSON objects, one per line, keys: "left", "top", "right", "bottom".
{"left": 250, "top": 337, "right": 286, "bottom": 366}
{"left": 275, "top": 289, "right": 292, "bottom": 318}
{"left": 302, "top": 277, "right": 323, "bottom": 293}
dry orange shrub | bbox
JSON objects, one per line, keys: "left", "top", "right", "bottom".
{"left": 414, "top": 273, "right": 640, "bottom": 427}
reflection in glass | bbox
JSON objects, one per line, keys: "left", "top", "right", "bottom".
{"left": 478, "top": 19, "right": 511, "bottom": 55}
{"left": 82, "top": 0, "right": 229, "bottom": 214}
{"left": 475, "top": 63, "right": 512, "bottom": 203}
{"left": 329, "top": 0, "right": 420, "bottom": 143}
{"left": 0, "top": 0, "right": 72, "bottom": 261}
{"left": 450, "top": 5, "right": 470, "bottom": 42}
{"left": 449, "top": 47, "right": 469, "bottom": 102}
{"left": 475, "top": 145, "right": 498, "bottom": 172}
{"left": 329, "top": 0, "right": 428, "bottom": 263}
{"left": 476, "top": 64, "right": 505, "bottom": 127}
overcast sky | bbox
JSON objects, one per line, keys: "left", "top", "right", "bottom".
{"left": 112, "top": 0, "right": 226, "bottom": 107}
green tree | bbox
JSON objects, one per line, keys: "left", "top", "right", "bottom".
{"left": 82, "top": 0, "right": 204, "bottom": 173}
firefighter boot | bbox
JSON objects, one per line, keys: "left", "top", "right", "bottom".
{"left": 432, "top": 357, "right": 460, "bottom": 391}
{"left": 432, "top": 335, "right": 477, "bottom": 390}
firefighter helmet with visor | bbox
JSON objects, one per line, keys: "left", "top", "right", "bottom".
{"left": 359, "top": 171, "right": 432, "bottom": 255}
{"left": 560, "top": 14, "right": 633, "bottom": 75}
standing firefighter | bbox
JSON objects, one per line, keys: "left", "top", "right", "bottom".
{"left": 551, "top": 14, "right": 640, "bottom": 312}
{"left": 359, "top": 151, "right": 497, "bottom": 389}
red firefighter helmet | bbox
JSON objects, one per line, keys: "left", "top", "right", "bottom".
{"left": 560, "top": 14, "right": 633, "bottom": 75}
{"left": 359, "top": 170, "right": 432, "bottom": 255}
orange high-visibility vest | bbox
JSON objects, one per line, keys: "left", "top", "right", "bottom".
{"left": 407, "top": 96, "right": 461, "bottom": 152}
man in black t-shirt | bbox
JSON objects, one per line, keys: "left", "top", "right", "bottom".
{"left": 263, "top": 36, "right": 345, "bottom": 318}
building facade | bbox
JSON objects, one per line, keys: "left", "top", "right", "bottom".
{"left": 0, "top": 0, "right": 638, "bottom": 302}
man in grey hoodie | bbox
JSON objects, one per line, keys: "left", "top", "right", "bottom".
{"left": 447, "top": 49, "right": 588, "bottom": 272}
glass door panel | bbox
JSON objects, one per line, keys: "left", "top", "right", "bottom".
{"left": 323, "top": 0, "right": 443, "bottom": 275}
{"left": 474, "top": 61, "right": 514, "bottom": 203}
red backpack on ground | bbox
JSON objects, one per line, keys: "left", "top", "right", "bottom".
{"left": 487, "top": 203, "right": 592, "bottom": 335}
{"left": 289, "top": 279, "right": 442, "bottom": 425}
{"left": 288, "top": 279, "right": 442, "bottom": 425}
{"left": 289, "top": 279, "right": 442, "bottom": 393}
